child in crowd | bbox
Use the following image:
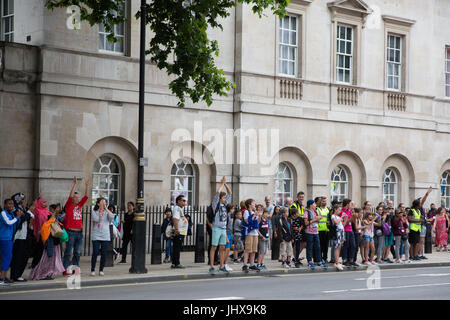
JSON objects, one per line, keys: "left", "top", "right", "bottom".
{"left": 276, "top": 207, "right": 293, "bottom": 268}
{"left": 242, "top": 199, "right": 260, "bottom": 272}
{"left": 257, "top": 208, "right": 270, "bottom": 270}
{"left": 233, "top": 210, "right": 244, "bottom": 263}
{"left": 393, "top": 209, "right": 410, "bottom": 263}
{"left": 362, "top": 211, "right": 376, "bottom": 264}
{"left": 224, "top": 204, "right": 235, "bottom": 271}
{"left": 331, "top": 203, "right": 344, "bottom": 271}
{"left": 290, "top": 207, "right": 304, "bottom": 268}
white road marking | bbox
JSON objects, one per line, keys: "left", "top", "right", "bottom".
{"left": 354, "top": 273, "right": 450, "bottom": 281}
{"left": 322, "top": 290, "right": 349, "bottom": 293}
{"left": 200, "top": 297, "right": 244, "bottom": 300}
{"left": 323, "top": 282, "right": 450, "bottom": 293}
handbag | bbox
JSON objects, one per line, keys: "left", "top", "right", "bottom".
{"left": 50, "top": 221, "right": 64, "bottom": 238}
{"left": 165, "top": 224, "right": 174, "bottom": 238}
{"left": 60, "top": 229, "right": 69, "bottom": 243}
{"left": 382, "top": 222, "right": 391, "bottom": 236}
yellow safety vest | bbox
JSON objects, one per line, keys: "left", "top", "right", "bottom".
{"left": 289, "top": 202, "right": 304, "bottom": 218}
{"left": 317, "top": 207, "right": 329, "bottom": 232}
{"left": 410, "top": 209, "right": 422, "bottom": 232}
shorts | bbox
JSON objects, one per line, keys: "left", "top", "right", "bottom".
{"left": 280, "top": 240, "right": 293, "bottom": 257}
{"left": 409, "top": 230, "right": 420, "bottom": 245}
{"left": 420, "top": 225, "right": 426, "bottom": 238}
{"left": 211, "top": 227, "right": 227, "bottom": 247}
{"left": 258, "top": 238, "right": 269, "bottom": 255}
{"left": 385, "top": 233, "right": 394, "bottom": 246}
{"left": 363, "top": 235, "right": 374, "bottom": 243}
{"left": 244, "top": 235, "right": 258, "bottom": 253}
{"left": 233, "top": 234, "right": 244, "bottom": 251}
{"left": 225, "top": 233, "right": 233, "bottom": 249}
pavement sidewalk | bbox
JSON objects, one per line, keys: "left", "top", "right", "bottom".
{"left": 4, "top": 248, "right": 450, "bottom": 292}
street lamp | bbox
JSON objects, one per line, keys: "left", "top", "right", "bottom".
{"left": 130, "top": 0, "right": 148, "bottom": 274}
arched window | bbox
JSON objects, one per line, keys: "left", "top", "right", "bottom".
{"left": 274, "top": 162, "right": 293, "bottom": 206}
{"left": 92, "top": 154, "right": 121, "bottom": 207}
{"left": 441, "top": 171, "right": 450, "bottom": 209}
{"left": 330, "top": 166, "right": 348, "bottom": 202}
{"left": 171, "top": 158, "right": 195, "bottom": 206}
{"left": 382, "top": 168, "right": 398, "bottom": 206}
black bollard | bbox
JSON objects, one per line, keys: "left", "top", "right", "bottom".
{"left": 195, "top": 224, "right": 205, "bottom": 263}
{"left": 425, "top": 222, "right": 432, "bottom": 254}
{"left": 151, "top": 224, "right": 162, "bottom": 264}
{"left": 105, "top": 224, "right": 114, "bottom": 267}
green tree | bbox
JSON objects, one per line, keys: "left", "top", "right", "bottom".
{"left": 46, "top": 0, "right": 288, "bottom": 107}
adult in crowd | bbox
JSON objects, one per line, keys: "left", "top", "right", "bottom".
{"left": 10, "top": 193, "right": 34, "bottom": 282}
{"left": 341, "top": 199, "right": 357, "bottom": 267}
{"left": 90, "top": 198, "right": 114, "bottom": 276}
{"left": 119, "top": 201, "right": 135, "bottom": 264}
{"left": 317, "top": 196, "right": 330, "bottom": 263}
{"left": 63, "top": 177, "right": 90, "bottom": 276}
{"left": 172, "top": 194, "right": 188, "bottom": 269}
{"left": 31, "top": 197, "right": 52, "bottom": 269}
{"left": 408, "top": 187, "right": 432, "bottom": 261}
{"left": 0, "top": 199, "right": 23, "bottom": 284}
{"left": 208, "top": 176, "right": 232, "bottom": 274}
{"left": 29, "top": 204, "right": 65, "bottom": 281}
{"left": 304, "top": 199, "right": 326, "bottom": 269}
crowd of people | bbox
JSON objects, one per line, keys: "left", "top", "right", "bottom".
{"left": 0, "top": 177, "right": 136, "bottom": 285}
{"left": 169, "top": 179, "right": 449, "bottom": 274}
{"left": 2, "top": 176, "right": 450, "bottom": 283}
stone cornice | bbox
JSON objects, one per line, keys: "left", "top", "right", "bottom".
{"left": 382, "top": 15, "right": 416, "bottom": 27}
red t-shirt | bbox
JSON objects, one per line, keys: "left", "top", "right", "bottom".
{"left": 64, "top": 196, "right": 88, "bottom": 229}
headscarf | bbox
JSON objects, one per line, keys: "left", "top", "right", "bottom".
{"left": 33, "top": 198, "right": 51, "bottom": 242}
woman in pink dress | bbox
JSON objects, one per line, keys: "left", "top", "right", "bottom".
{"left": 432, "top": 207, "right": 449, "bottom": 252}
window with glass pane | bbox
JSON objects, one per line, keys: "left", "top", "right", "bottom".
{"left": 330, "top": 166, "right": 348, "bottom": 202}
{"left": 171, "top": 158, "right": 195, "bottom": 206}
{"left": 99, "top": 1, "right": 125, "bottom": 54}
{"left": 336, "top": 25, "right": 353, "bottom": 84}
{"left": 1, "top": 0, "right": 14, "bottom": 42}
{"left": 279, "top": 15, "right": 298, "bottom": 77}
{"left": 446, "top": 47, "right": 450, "bottom": 97}
{"left": 441, "top": 171, "right": 450, "bottom": 209}
{"left": 273, "top": 162, "right": 293, "bottom": 206}
{"left": 92, "top": 155, "right": 121, "bottom": 207}
{"left": 382, "top": 168, "right": 397, "bottom": 206}
{"left": 387, "top": 34, "right": 402, "bottom": 90}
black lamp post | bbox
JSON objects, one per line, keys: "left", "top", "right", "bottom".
{"left": 129, "top": 0, "right": 148, "bottom": 274}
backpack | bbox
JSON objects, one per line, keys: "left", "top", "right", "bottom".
{"left": 206, "top": 202, "right": 220, "bottom": 230}
{"left": 328, "top": 214, "right": 337, "bottom": 240}
{"left": 382, "top": 222, "right": 391, "bottom": 236}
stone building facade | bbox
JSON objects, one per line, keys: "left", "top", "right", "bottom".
{"left": 1, "top": 0, "right": 450, "bottom": 209}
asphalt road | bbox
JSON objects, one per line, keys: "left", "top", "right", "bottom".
{"left": 2, "top": 266, "right": 450, "bottom": 300}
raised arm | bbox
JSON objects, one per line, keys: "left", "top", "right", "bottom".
{"left": 84, "top": 177, "right": 91, "bottom": 198}
{"left": 70, "top": 176, "right": 78, "bottom": 198}
{"left": 419, "top": 187, "right": 433, "bottom": 208}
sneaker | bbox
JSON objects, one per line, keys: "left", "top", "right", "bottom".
{"left": 395, "top": 259, "right": 401, "bottom": 264}
{"left": 233, "top": 259, "right": 240, "bottom": 265}
{"left": 249, "top": 265, "right": 259, "bottom": 271}
{"left": 0, "top": 279, "right": 7, "bottom": 286}
{"left": 99, "top": 271, "right": 105, "bottom": 276}
{"left": 322, "top": 263, "right": 329, "bottom": 269}
{"left": 283, "top": 262, "right": 290, "bottom": 269}
{"left": 419, "top": 256, "right": 428, "bottom": 260}
{"left": 224, "top": 264, "right": 233, "bottom": 272}
{"left": 242, "top": 265, "right": 249, "bottom": 272}
{"left": 63, "top": 270, "right": 72, "bottom": 276}
{"left": 174, "top": 264, "right": 185, "bottom": 269}
{"left": 362, "top": 260, "right": 369, "bottom": 265}
{"left": 309, "top": 263, "right": 315, "bottom": 269}
{"left": 334, "top": 263, "right": 343, "bottom": 271}
{"left": 209, "top": 267, "right": 215, "bottom": 275}
{"left": 260, "top": 264, "right": 267, "bottom": 270}
{"left": 90, "top": 271, "right": 96, "bottom": 276}
{"left": 14, "top": 277, "right": 27, "bottom": 282}
{"left": 219, "top": 267, "right": 229, "bottom": 273}
{"left": 118, "top": 261, "right": 127, "bottom": 264}
{"left": 170, "top": 264, "right": 176, "bottom": 269}
{"left": 405, "top": 259, "right": 412, "bottom": 263}
{"left": 329, "top": 259, "right": 335, "bottom": 264}
{"left": 41, "top": 275, "right": 54, "bottom": 280}
{"left": 351, "top": 262, "right": 359, "bottom": 267}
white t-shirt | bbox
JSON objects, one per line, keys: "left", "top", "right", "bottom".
{"left": 243, "top": 210, "right": 258, "bottom": 236}
{"left": 173, "top": 205, "right": 188, "bottom": 235}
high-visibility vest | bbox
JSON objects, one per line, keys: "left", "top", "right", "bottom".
{"left": 410, "top": 209, "right": 422, "bottom": 232}
{"left": 289, "top": 202, "right": 304, "bottom": 218}
{"left": 317, "top": 207, "right": 329, "bottom": 232}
